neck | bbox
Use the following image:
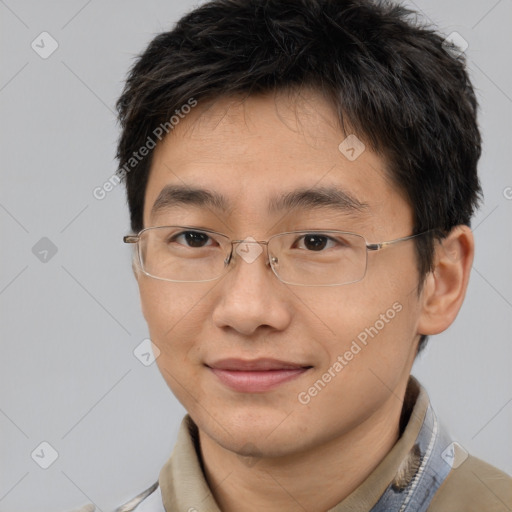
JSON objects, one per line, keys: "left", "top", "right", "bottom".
{"left": 198, "top": 390, "right": 406, "bottom": 512}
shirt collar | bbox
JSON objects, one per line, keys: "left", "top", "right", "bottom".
{"left": 158, "top": 377, "right": 453, "bottom": 512}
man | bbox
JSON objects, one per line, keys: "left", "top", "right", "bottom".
{"left": 92, "top": 0, "right": 512, "bottom": 510}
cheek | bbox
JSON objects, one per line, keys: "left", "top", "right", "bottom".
{"left": 138, "top": 280, "right": 212, "bottom": 361}
{"left": 294, "top": 270, "right": 419, "bottom": 370}
{"left": 139, "top": 280, "right": 216, "bottom": 410}
{"left": 288, "top": 296, "right": 417, "bottom": 442}
{"left": 295, "top": 292, "right": 417, "bottom": 413}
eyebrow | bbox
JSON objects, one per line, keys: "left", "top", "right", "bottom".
{"left": 151, "top": 185, "right": 231, "bottom": 217}
{"left": 150, "top": 184, "right": 369, "bottom": 218}
{"left": 268, "top": 186, "right": 369, "bottom": 214}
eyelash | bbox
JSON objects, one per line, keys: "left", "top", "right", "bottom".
{"left": 169, "top": 230, "right": 344, "bottom": 251}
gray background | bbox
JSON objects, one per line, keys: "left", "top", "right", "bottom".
{"left": 0, "top": 1, "right": 511, "bottom": 511}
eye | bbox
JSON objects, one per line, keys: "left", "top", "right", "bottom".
{"left": 168, "top": 230, "right": 215, "bottom": 248}
{"left": 294, "top": 234, "right": 338, "bottom": 251}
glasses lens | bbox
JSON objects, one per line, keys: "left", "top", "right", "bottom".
{"left": 268, "top": 231, "right": 368, "bottom": 286}
{"left": 138, "top": 226, "right": 230, "bottom": 282}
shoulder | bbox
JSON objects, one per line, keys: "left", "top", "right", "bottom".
{"left": 428, "top": 454, "right": 512, "bottom": 511}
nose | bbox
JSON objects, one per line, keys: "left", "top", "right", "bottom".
{"left": 211, "top": 239, "right": 292, "bottom": 336}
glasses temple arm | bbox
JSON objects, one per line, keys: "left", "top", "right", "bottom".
{"left": 366, "top": 231, "right": 438, "bottom": 252}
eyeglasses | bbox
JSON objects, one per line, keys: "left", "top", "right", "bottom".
{"left": 123, "top": 226, "right": 434, "bottom": 287}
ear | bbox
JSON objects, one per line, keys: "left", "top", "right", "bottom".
{"left": 417, "top": 225, "right": 474, "bottom": 336}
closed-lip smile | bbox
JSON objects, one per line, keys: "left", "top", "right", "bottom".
{"left": 206, "top": 358, "right": 312, "bottom": 392}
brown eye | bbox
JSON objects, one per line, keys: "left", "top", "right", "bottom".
{"left": 169, "top": 230, "right": 213, "bottom": 248}
{"left": 302, "top": 234, "right": 328, "bottom": 251}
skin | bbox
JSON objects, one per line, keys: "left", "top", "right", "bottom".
{"left": 134, "top": 90, "right": 474, "bottom": 512}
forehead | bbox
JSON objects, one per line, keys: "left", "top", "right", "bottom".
{"left": 143, "top": 91, "right": 412, "bottom": 234}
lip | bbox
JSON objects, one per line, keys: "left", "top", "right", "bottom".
{"left": 206, "top": 358, "right": 312, "bottom": 393}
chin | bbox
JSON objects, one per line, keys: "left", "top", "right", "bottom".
{"left": 195, "top": 403, "right": 312, "bottom": 455}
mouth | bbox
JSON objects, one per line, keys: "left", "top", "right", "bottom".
{"left": 206, "top": 358, "right": 313, "bottom": 393}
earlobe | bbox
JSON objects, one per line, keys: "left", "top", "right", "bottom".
{"left": 417, "top": 226, "right": 474, "bottom": 336}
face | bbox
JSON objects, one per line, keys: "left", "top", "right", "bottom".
{"left": 136, "top": 90, "right": 425, "bottom": 458}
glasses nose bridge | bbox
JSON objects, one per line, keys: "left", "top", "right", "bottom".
{"left": 226, "top": 238, "right": 274, "bottom": 267}
{"left": 230, "top": 238, "right": 270, "bottom": 248}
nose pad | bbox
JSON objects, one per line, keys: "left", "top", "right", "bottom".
{"left": 268, "top": 254, "right": 280, "bottom": 279}
{"left": 224, "top": 241, "right": 283, "bottom": 284}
